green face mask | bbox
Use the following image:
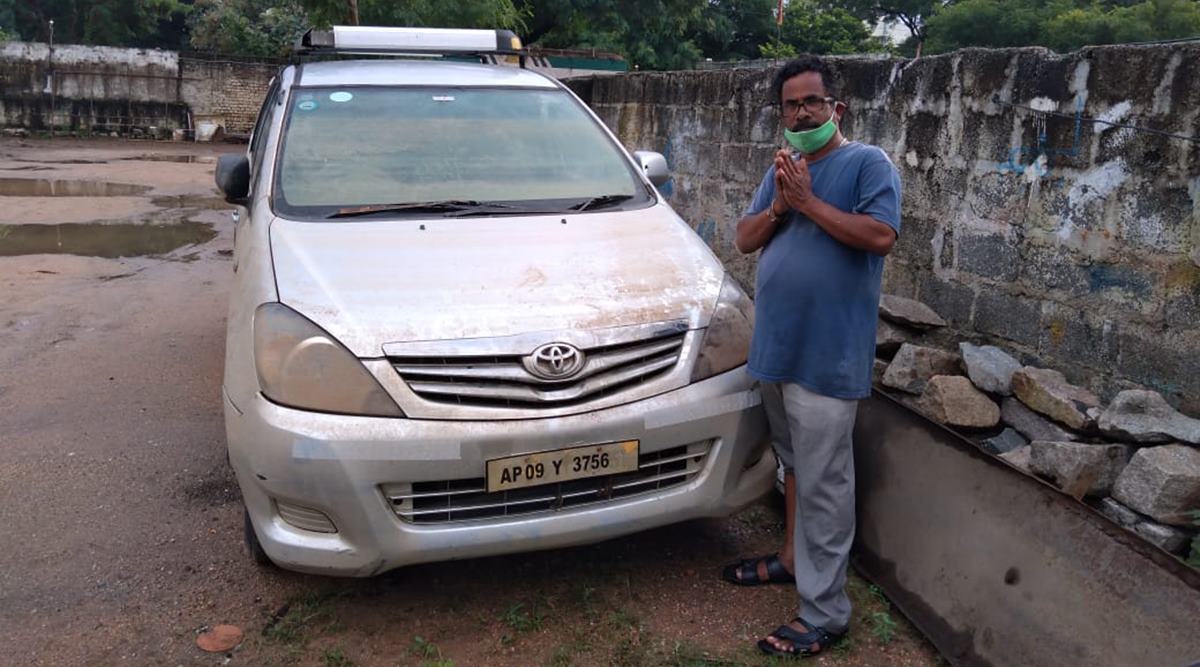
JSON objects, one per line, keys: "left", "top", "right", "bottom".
{"left": 784, "top": 117, "right": 837, "bottom": 154}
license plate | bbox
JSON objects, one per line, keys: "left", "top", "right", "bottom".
{"left": 486, "top": 440, "right": 640, "bottom": 493}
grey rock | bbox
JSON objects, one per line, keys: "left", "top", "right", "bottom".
{"left": 1099, "top": 389, "right": 1200, "bottom": 445}
{"left": 999, "top": 445, "right": 1033, "bottom": 474}
{"left": 876, "top": 319, "right": 910, "bottom": 358}
{"left": 1001, "top": 397, "right": 1079, "bottom": 442}
{"left": 881, "top": 343, "right": 961, "bottom": 395}
{"left": 1029, "top": 441, "right": 1132, "bottom": 497}
{"left": 920, "top": 375, "right": 1001, "bottom": 428}
{"left": 981, "top": 428, "right": 1028, "bottom": 455}
{"left": 1112, "top": 444, "right": 1200, "bottom": 527}
{"left": 960, "top": 343, "right": 1022, "bottom": 396}
{"left": 879, "top": 294, "right": 947, "bottom": 330}
{"left": 1133, "top": 521, "right": 1191, "bottom": 554}
{"left": 872, "top": 358, "right": 888, "bottom": 385}
{"left": 1098, "top": 497, "right": 1141, "bottom": 527}
{"left": 1011, "top": 366, "right": 1101, "bottom": 431}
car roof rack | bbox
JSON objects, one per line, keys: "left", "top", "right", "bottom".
{"left": 296, "top": 26, "right": 526, "bottom": 67}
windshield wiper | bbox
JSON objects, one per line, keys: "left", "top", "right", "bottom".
{"left": 568, "top": 194, "right": 635, "bottom": 211}
{"left": 326, "top": 200, "right": 491, "bottom": 219}
{"left": 442, "top": 203, "right": 564, "bottom": 218}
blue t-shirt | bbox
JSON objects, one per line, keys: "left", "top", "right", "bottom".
{"left": 744, "top": 142, "right": 902, "bottom": 399}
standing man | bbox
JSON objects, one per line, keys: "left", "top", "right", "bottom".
{"left": 721, "top": 55, "right": 901, "bottom": 658}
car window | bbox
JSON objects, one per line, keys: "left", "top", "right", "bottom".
{"left": 272, "top": 86, "right": 648, "bottom": 217}
{"left": 249, "top": 76, "right": 281, "bottom": 194}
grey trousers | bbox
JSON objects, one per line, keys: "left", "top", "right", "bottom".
{"left": 761, "top": 381, "right": 858, "bottom": 633}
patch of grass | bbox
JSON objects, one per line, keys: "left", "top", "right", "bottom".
{"left": 663, "top": 639, "right": 734, "bottom": 666}
{"left": 501, "top": 601, "right": 546, "bottom": 634}
{"left": 411, "top": 635, "right": 441, "bottom": 659}
{"left": 868, "top": 583, "right": 889, "bottom": 606}
{"left": 868, "top": 610, "right": 898, "bottom": 645}
{"left": 607, "top": 607, "right": 641, "bottom": 631}
{"left": 320, "top": 646, "right": 354, "bottom": 667}
{"left": 262, "top": 590, "right": 344, "bottom": 648}
{"left": 545, "top": 644, "right": 573, "bottom": 667}
{"left": 612, "top": 636, "right": 652, "bottom": 667}
{"left": 830, "top": 631, "right": 857, "bottom": 661}
{"left": 419, "top": 661, "right": 456, "bottom": 667}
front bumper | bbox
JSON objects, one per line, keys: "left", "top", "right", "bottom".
{"left": 224, "top": 367, "right": 773, "bottom": 576}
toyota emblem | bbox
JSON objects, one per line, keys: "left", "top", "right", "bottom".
{"left": 524, "top": 342, "right": 585, "bottom": 380}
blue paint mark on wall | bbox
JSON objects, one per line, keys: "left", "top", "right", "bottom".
{"left": 659, "top": 136, "right": 676, "bottom": 198}
{"left": 1088, "top": 264, "right": 1153, "bottom": 298}
{"left": 696, "top": 219, "right": 717, "bottom": 246}
{"left": 997, "top": 96, "right": 1085, "bottom": 178}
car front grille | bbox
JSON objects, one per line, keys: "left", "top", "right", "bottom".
{"left": 389, "top": 332, "right": 686, "bottom": 409}
{"left": 381, "top": 441, "right": 710, "bottom": 524}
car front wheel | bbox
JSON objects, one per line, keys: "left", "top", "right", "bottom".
{"left": 244, "top": 507, "right": 274, "bottom": 567}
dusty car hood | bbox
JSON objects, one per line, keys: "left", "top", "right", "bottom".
{"left": 269, "top": 205, "right": 725, "bottom": 356}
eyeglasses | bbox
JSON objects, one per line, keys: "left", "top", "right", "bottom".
{"left": 782, "top": 96, "right": 835, "bottom": 115}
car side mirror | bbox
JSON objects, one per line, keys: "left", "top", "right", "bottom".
{"left": 632, "top": 150, "right": 670, "bottom": 187}
{"left": 215, "top": 154, "right": 251, "bottom": 206}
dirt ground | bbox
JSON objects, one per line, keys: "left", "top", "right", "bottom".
{"left": 0, "top": 137, "right": 944, "bottom": 667}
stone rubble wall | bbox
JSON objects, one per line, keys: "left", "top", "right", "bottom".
{"left": 568, "top": 43, "right": 1200, "bottom": 415}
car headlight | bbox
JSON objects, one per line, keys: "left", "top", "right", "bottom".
{"left": 691, "top": 276, "right": 755, "bottom": 382}
{"left": 253, "top": 303, "right": 403, "bottom": 417}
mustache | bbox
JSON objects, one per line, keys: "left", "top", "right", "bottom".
{"left": 790, "top": 120, "right": 822, "bottom": 131}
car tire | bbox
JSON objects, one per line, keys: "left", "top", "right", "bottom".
{"left": 244, "top": 507, "right": 275, "bottom": 567}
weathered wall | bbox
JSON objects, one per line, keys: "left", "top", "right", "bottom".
{"left": 0, "top": 41, "right": 186, "bottom": 134}
{"left": 0, "top": 42, "right": 279, "bottom": 136}
{"left": 179, "top": 57, "right": 280, "bottom": 135}
{"left": 571, "top": 44, "right": 1200, "bottom": 412}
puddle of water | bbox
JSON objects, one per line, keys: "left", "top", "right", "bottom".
{"left": 15, "top": 158, "right": 108, "bottom": 165}
{"left": 120, "top": 154, "right": 215, "bottom": 164}
{"left": 0, "top": 178, "right": 151, "bottom": 197}
{"left": 151, "top": 194, "right": 231, "bottom": 211}
{"left": 0, "top": 222, "right": 216, "bottom": 258}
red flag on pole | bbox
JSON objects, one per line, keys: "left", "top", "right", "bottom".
{"left": 777, "top": 0, "right": 785, "bottom": 26}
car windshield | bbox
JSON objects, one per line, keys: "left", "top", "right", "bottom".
{"left": 273, "top": 85, "right": 649, "bottom": 218}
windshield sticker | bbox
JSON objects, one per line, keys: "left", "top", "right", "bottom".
{"left": 297, "top": 100, "right": 317, "bottom": 111}
{"left": 329, "top": 91, "right": 354, "bottom": 103}
{"left": 432, "top": 96, "right": 456, "bottom": 102}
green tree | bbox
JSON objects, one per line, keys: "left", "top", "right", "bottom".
{"left": 300, "top": 0, "right": 529, "bottom": 31}
{"left": 1107, "top": 0, "right": 1200, "bottom": 42}
{"left": 11, "top": 0, "right": 188, "bottom": 48}
{"left": 923, "top": 0, "right": 1046, "bottom": 52}
{"left": 924, "top": 0, "right": 1200, "bottom": 54}
{"left": 824, "top": 0, "right": 947, "bottom": 55}
{"left": 522, "top": 0, "right": 707, "bottom": 69}
{"left": 695, "top": 0, "right": 779, "bottom": 61}
{"left": 189, "top": 0, "right": 309, "bottom": 57}
{"left": 778, "top": 0, "right": 877, "bottom": 55}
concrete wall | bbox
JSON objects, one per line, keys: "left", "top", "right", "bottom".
{"left": 0, "top": 41, "right": 278, "bottom": 136}
{"left": 570, "top": 44, "right": 1200, "bottom": 412}
{"left": 179, "top": 57, "right": 280, "bottom": 135}
{"left": 0, "top": 41, "right": 186, "bottom": 134}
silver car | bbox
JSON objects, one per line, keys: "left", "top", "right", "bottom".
{"left": 215, "top": 27, "right": 773, "bottom": 576}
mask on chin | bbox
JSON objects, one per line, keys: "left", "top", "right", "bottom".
{"left": 784, "top": 117, "right": 837, "bottom": 154}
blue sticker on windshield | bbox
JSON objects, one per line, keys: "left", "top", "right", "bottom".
{"left": 298, "top": 100, "right": 317, "bottom": 111}
{"left": 329, "top": 92, "right": 353, "bottom": 102}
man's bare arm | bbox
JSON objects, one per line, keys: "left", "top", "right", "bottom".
{"left": 797, "top": 197, "right": 897, "bottom": 256}
{"left": 735, "top": 202, "right": 783, "bottom": 254}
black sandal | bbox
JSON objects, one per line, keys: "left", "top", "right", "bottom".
{"left": 757, "top": 617, "right": 844, "bottom": 658}
{"left": 721, "top": 553, "right": 795, "bottom": 586}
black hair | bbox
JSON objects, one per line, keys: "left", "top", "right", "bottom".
{"left": 771, "top": 55, "right": 838, "bottom": 108}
